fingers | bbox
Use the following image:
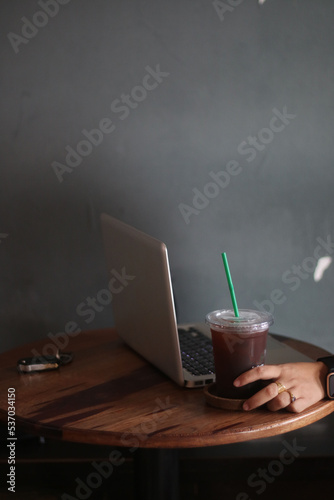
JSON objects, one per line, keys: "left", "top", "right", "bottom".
{"left": 234, "top": 362, "right": 325, "bottom": 414}
{"left": 242, "top": 381, "right": 280, "bottom": 411}
{"left": 234, "top": 364, "right": 282, "bottom": 388}
{"left": 234, "top": 366, "right": 288, "bottom": 411}
{"left": 266, "top": 391, "right": 295, "bottom": 412}
{"left": 242, "top": 381, "right": 299, "bottom": 413}
{"left": 267, "top": 392, "right": 304, "bottom": 413}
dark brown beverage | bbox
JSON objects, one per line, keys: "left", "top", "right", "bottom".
{"left": 210, "top": 327, "right": 268, "bottom": 399}
{"left": 206, "top": 309, "right": 273, "bottom": 400}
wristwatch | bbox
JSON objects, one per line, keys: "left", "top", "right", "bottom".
{"left": 317, "top": 356, "right": 334, "bottom": 399}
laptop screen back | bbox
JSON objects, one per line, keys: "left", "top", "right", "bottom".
{"left": 100, "top": 213, "right": 185, "bottom": 385}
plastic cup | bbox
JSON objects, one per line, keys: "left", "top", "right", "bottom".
{"left": 205, "top": 309, "right": 273, "bottom": 399}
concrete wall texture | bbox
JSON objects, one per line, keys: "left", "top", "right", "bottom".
{"left": 1, "top": 0, "right": 334, "bottom": 353}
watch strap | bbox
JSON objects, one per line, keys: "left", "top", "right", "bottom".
{"left": 317, "top": 355, "right": 334, "bottom": 373}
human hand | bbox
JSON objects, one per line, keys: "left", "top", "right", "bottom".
{"left": 233, "top": 362, "right": 328, "bottom": 413}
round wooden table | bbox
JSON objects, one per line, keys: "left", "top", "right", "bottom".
{"left": 0, "top": 329, "right": 333, "bottom": 498}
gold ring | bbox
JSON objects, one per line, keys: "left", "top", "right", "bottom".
{"left": 275, "top": 381, "right": 287, "bottom": 394}
{"left": 287, "top": 391, "right": 296, "bottom": 403}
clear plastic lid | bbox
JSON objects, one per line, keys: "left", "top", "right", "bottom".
{"left": 205, "top": 309, "right": 273, "bottom": 333}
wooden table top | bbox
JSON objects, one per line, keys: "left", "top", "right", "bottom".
{"left": 0, "top": 329, "right": 333, "bottom": 449}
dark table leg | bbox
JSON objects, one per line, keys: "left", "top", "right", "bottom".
{"left": 134, "top": 448, "right": 179, "bottom": 500}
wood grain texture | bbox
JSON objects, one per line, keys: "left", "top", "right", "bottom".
{"left": 0, "top": 329, "right": 333, "bottom": 449}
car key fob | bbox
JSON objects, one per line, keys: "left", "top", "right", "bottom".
{"left": 17, "top": 350, "right": 73, "bottom": 373}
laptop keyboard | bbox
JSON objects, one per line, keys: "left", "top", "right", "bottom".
{"left": 178, "top": 327, "right": 215, "bottom": 376}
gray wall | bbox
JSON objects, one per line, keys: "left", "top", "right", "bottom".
{"left": 1, "top": 0, "right": 334, "bottom": 354}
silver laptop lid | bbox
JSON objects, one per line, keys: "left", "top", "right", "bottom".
{"left": 100, "top": 213, "right": 185, "bottom": 385}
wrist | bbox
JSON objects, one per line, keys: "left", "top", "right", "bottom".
{"left": 317, "top": 361, "right": 329, "bottom": 395}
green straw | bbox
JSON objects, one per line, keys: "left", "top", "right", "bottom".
{"left": 222, "top": 252, "right": 239, "bottom": 317}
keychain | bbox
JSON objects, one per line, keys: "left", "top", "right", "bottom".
{"left": 17, "top": 350, "right": 73, "bottom": 373}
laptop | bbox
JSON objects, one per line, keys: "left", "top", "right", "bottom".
{"left": 100, "top": 213, "right": 312, "bottom": 388}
